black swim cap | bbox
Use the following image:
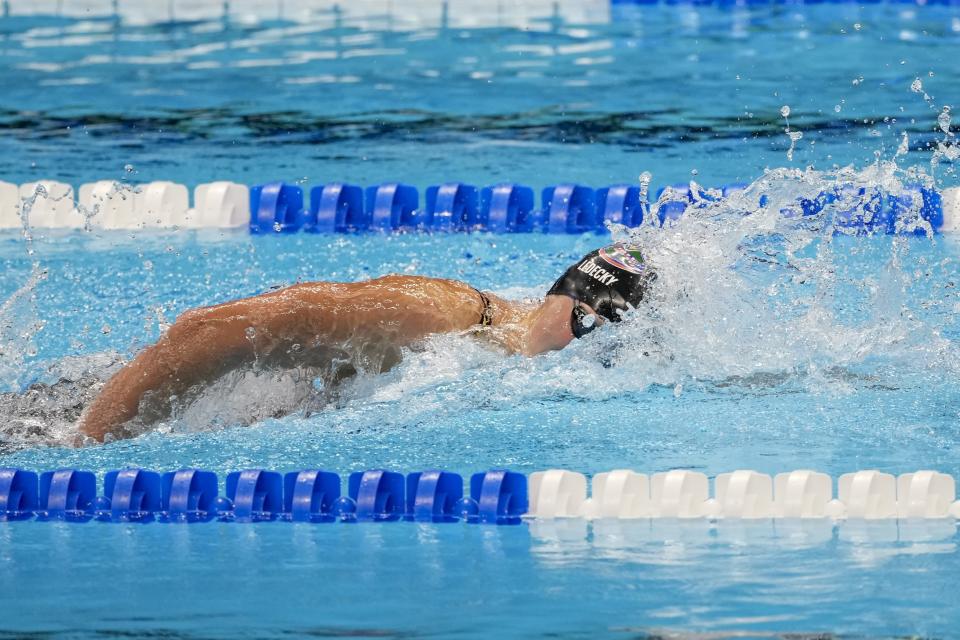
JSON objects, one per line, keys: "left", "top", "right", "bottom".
{"left": 547, "top": 242, "right": 653, "bottom": 322}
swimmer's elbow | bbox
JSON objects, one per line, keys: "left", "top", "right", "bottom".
{"left": 521, "top": 331, "right": 573, "bottom": 356}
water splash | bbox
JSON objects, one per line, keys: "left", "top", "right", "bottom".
{"left": 0, "top": 353, "right": 122, "bottom": 453}
{"left": 0, "top": 161, "right": 957, "bottom": 451}
{"left": 295, "top": 164, "right": 959, "bottom": 432}
{"left": 781, "top": 105, "right": 803, "bottom": 162}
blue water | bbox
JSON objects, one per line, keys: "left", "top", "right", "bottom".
{"left": 2, "top": 2, "right": 960, "bottom": 638}
{"left": 0, "top": 1, "right": 957, "bottom": 191}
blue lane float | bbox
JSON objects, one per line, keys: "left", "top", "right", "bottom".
{"left": 270, "top": 181, "right": 949, "bottom": 235}
{"left": 656, "top": 184, "right": 693, "bottom": 227}
{"left": 542, "top": 184, "right": 599, "bottom": 233}
{"left": 162, "top": 469, "right": 218, "bottom": 523}
{"left": 284, "top": 470, "right": 340, "bottom": 523}
{"left": 347, "top": 469, "right": 406, "bottom": 522}
{"left": 0, "top": 467, "right": 532, "bottom": 525}
{"left": 596, "top": 185, "right": 647, "bottom": 227}
{"left": 249, "top": 182, "right": 308, "bottom": 233}
{"left": 425, "top": 183, "right": 480, "bottom": 231}
{"left": 38, "top": 469, "right": 97, "bottom": 522}
{"left": 468, "top": 470, "right": 528, "bottom": 525}
{"left": 480, "top": 183, "right": 535, "bottom": 232}
{"left": 310, "top": 183, "right": 365, "bottom": 233}
{"left": 406, "top": 470, "right": 464, "bottom": 523}
{"left": 98, "top": 469, "right": 162, "bottom": 523}
{"left": 223, "top": 470, "right": 283, "bottom": 522}
{"left": 366, "top": 183, "right": 419, "bottom": 231}
{"left": 0, "top": 468, "right": 38, "bottom": 521}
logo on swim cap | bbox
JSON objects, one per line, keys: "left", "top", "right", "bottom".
{"left": 576, "top": 259, "right": 620, "bottom": 286}
{"left": 598, "top": 243, "right": 645, "bottom": 275}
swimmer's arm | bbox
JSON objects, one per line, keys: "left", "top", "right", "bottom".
{"left": 78, "top": 282, "right": 459, "bottom": 442}
{"left": 79, "top": 289, "right": 343, "bottom": 442}
{"left": 78, "top": 302, "right": 265, "bottom": 442}
{"left": 474, "top": 295, "right": 575, "bottom": 356}
{"left": 520, "top": 296, "right": 576, "bottom": 356}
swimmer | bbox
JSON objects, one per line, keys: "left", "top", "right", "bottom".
{"left": 79, "top": 242, "right": 653, "bottom": 442}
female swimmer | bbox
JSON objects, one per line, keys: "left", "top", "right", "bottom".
{"left": 79, "top": 243, "right": 653, "bottom": 442}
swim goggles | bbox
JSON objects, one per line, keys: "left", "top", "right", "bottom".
{"left": 571, "top": 301, "right": 601, "bottom": 339}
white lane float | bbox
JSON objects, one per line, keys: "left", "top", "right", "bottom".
{"left": 19, "top": 181, "right": 83, "bottom": 228}
{"left": 189, "top": 181, "right": 250, "bottom": 228}
{"left": 0, "top": 181, "right": 19, "bottom": 228}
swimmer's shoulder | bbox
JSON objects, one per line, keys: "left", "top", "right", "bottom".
{"left": 271, "top": 275, "right": 474, "bottom": 309}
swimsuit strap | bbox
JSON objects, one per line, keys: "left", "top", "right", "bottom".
{"left": 474, "top": 288, "right": 494, "bottom": 327}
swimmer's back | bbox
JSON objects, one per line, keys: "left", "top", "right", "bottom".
{"left": 177, "top": 274, "right": 489, "bottom": 349}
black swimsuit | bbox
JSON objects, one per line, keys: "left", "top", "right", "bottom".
{"left": 474, "top": 288, "right": 494, "bottom": 327}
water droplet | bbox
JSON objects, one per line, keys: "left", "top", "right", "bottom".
{"left": 896, "top": 132, "right": 910, "bottom": 156}
{"left": 691, "top": 169, "right": 699, "bottom": 176}
{"left": 834, "top": 104, "right": 842, "bottom": 113}
{"left": 124, "top": 163, "right": 135, "bottom": 173}
{"left": 911, "top": 78, "right": 923, "bottom": 93}
{"left": 245, "top": 327, "right": 257, "bottom": 340}
{"left": 938, "top": 106, "right": 953, "bottom": 136}
{"left": 780, "top": 105, "right": 790, "bottom": 118}
{"left": 101, "top": 324, "right": 111, "bottom": 335}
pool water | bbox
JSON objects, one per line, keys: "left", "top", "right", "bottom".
{"left": 1, "top": 2, "right": 960, "bottom": 638}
